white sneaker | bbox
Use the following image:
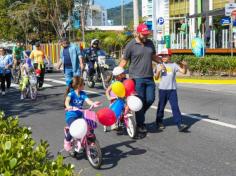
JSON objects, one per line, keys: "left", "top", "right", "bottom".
{"left": 104, "top": 126, "right": 108, "bottom": 132}
{"left": 2, "top": 91, "right": 5, "bottom": 96}
{"left": 21, "top": 94, "right": 24, "bottom": 100}
{"left": 111, "top": 123, "right": 118, "bottom": 130}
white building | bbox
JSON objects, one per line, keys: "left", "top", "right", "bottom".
{"left": 142, "top": 0, "right": 153, "bottom": 21}
{"left": 86, "top": 4, "right": 108, "bottom": 26}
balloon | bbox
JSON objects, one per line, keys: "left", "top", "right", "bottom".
{"left": 110, "top": 98, "right": 125, "bottom": 119}
{"left": 123, "top": 79, "right": 136, "bottom": 97}
{"left": 69, "top": 119, "right": 88, "bottom": 139}
{"left": 35, "top": 69, "right": 41, "bottom": 75}
{"left": 111, "top": 81, "right": 126, "bottom": 98}
{"left": 191, "top": 38, "right": 204, "bottom": 58}
{"left": 96, "top": 107, "right": 116, "bottom": 126}
{"left": 127, "top": 96, "right": 143, "bottom": 112}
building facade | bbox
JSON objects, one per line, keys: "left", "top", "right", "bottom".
{"left": 86, "top": 4, "right": 108, "bottom": 26}
{"left": 142, "top": 0, "right": 235, "bottom": 35}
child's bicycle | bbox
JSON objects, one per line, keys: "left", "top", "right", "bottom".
{"left": 59, "top": 106, "right": 102, "bottom": 169}
{"left": 21, "top": 72, "right": 37, "bottom": 100}
{"left": 105, "top": 98, "right": 137, "bottom": 139}
{"left": 117, "top": 108, "right": 137, "bottom": 139}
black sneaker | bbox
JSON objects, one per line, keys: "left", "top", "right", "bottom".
{"left": 137, "top": 124, "right": 147, "bottom": 133}
{"left": 178, "top": 124, "right": 189, "bottom": 132}
{"left": 156, "top": 122, "right": 165, "bottom": 130}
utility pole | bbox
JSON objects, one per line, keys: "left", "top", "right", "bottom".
{"left": 121, "top": 0, "right": 124, "bottom": 25}
{"left": 152, "top": 0, "right": 157, "bottom": 43}
{"left": 133, "top": 0, "right": 139, "bottom": 30}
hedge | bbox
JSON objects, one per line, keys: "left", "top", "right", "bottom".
{"left": 0, "top": 112, "right": 74, "bottom": 176}
{"left": 171, "top": 55, "right": 236, "bottom": 76}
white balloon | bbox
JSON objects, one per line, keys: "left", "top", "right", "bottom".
{"left": 69, "top": 119, "right": 88, "bottom": 139}
{"left": 127, "top": 96, "right": 143, "bottom": 112}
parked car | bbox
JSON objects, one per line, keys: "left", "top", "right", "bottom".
{"left": 44, "top": 59, "right": 54, "bottom": 73}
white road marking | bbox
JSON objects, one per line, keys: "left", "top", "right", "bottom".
{"left": 43, "top": 78, "right": 236, "bottom": 129}
{"left": 11, "top": 83, "right": 53, "bottom": 88}
{"left": 151, "top": 106, "right": 236, "bottom": 129}
{"left": 44, "top": 78, "right": 66, "bottom": 85}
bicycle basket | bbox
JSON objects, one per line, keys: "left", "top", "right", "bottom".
{"left": 83, "top": 110, "right": 98, "bottom": 129}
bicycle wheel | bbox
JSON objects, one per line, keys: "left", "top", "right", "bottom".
{"left": 125, "top": 112, "right": 137, "bottom": 139}
{"left": 30, "top": 86, "right": 37, "bottom": 100}
{"left": 12, "top": 68, "right": 20, "bottom": 84}
{"left": 100, "top": 70, "right": 113, "bottom": 90}
{"left": 86, "top": 139, "right": 102, "bottom": 169}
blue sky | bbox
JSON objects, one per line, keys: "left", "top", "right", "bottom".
{"left": 94, "top": 0, "right": 132, "bottom": 9}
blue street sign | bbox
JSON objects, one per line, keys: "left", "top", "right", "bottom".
{"left": 157, "top": 17, "right": 165, "bottom": 25}
{"left": 220, "top": 17, "right": 231, "bottom": 26}
{"left": 145, "top": 21, "right": 153, "bottom": 30}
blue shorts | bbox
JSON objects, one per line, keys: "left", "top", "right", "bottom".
{"left": 65, "top": 110, "right": 83, "bottom": 126}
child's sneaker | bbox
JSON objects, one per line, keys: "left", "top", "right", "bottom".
{"left": 64, "top": 139, "right": 72, "bottom": 151}
{"left": 104, "top": 126, "right": 108, "bottom": 132}
{"left": 2, "top": 91, "right": 5, "bottom": 96}
{"left": 21, "top": 94, "right": 24, "bottom": 100}
{"left": 111, "top": 123, "right": 118, "bottom": 130}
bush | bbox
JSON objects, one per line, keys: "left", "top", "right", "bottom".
{"left": 171, "top": 55, "right": 236, "bottom": 76}
{"left": 0, "top": 112, "right": 74, "bottom": 176}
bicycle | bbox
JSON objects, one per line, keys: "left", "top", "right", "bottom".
{"left": 105, "top": 99, "right": 137, "bottom": 139}
{"left": 27, "top": 73, "right": 38, "bottom": 99}
{"left": 59, "top": 106, "right": 102, "bottom": 169}
{"left": 12, "top": 59, "right": 22, "bottom": 84}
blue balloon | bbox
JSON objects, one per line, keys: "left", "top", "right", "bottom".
{"left": 110, "top": 99, "right": 125, "bottom": 119}
{"left": 191, "top": 38, "right": 204, "bottom": 58}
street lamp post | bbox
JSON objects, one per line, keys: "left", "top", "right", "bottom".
{"left": 133, "top": 0, "right": 139, "bottom": 30}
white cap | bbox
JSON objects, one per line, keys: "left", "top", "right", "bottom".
{"left": 112, "top": 66, "right": 125, "bottom": 76}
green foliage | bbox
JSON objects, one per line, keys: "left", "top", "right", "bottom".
{"left": 84, "top": 30, "right": 132, "bottom": 57}
{"left": 171, "top": 55, "right": 236, "bottom": 76}
{"left": 0, "top": 112, "right": 74, "bottom": 175}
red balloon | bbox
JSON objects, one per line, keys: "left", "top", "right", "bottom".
{"left": 123, "top": 79, "right": 136, "bottom": 97}
{"left": 35, "top": 69, "right": 41, "bottom": 75}
{"left": 96, "top": 107, "right": 116, "bottom": 126}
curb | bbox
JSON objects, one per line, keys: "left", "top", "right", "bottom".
{"left": 155, "top": 79, "right": 236, "bottom": 85}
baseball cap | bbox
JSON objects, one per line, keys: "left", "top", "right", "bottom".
{"left": 112, "top": 66, "right": 125, "bottom": 76}
{"left": 137, "top": 24, "right": 151, "bottom": 35}
{"left": 158, "top": 48, "right": 172, "bottom": 56}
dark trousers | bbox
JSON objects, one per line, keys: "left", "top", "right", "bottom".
{"left": 34, "top": 63, "right": 45, "bottom": 88}
{"left": 134, "top": 77, "right": 155, "bottom": 126}
{"left": 156, "top": 89, "right": 182, "bottom": 126}
{"left": 0, "top": 73, "right": 11, "bottom": 92}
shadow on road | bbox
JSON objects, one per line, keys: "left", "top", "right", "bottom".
{"left": 100, "top": 140, "right": 147, "bottom": 170}
{"left": 145, "top": 113, "right": 210, "bottom": 133}
{"left": 0, "top": 88, "right": 64, "bottom": 118}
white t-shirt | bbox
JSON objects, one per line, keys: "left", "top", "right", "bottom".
{"left": 157, "top": 62, "right": 180, "bottom": 90}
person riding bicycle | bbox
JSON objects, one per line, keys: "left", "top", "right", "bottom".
{"left": 104, "top": 66, "right": 128, "bottom": 132}
{"left": 64, "top": 76, "right": 100, "bottom": 152}
{"left": 83, "top": 39, "right": 106, "bottom": 81}
{"left": 19, "top": 57, "right": 34, "bottom": 100}
{"left": 12, "top": 42, "right": 25, "bottom": 83}
{"left": 30, "top": 42, "right": 49, "bottom": 89}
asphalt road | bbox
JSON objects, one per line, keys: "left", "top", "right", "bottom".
{"left": 0, "top": 72, "right": 236, "bottom": 176}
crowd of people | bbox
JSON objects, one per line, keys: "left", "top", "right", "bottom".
{"left": 0, "top": 41, "right": 48, "bottom": 99}
{"left": 0, "top": 23, "right": 190, "bottom": 154}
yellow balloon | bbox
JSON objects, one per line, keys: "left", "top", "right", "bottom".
{"left": 111, "top": 81, "right": 126, "bottom": 98}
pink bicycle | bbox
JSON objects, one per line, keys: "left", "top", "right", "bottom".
{"left": 59, "top": 106, "right": 102, "bottom": 169}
